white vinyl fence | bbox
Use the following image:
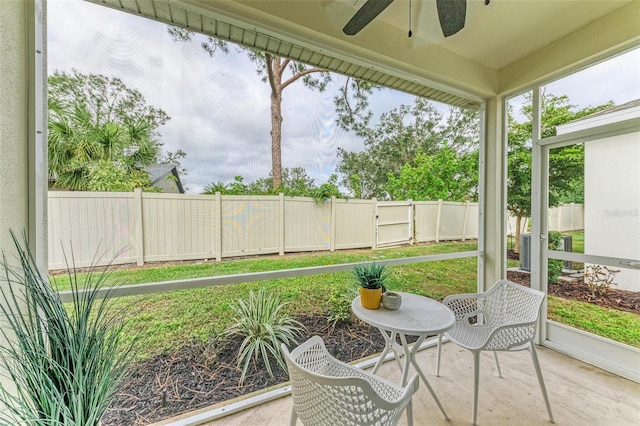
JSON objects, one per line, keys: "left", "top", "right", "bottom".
{"left": 506, "top": 203, "right": 585, "bottom": 236}
{"left": 548, "top": 203, "right": 584, "bottom": 232}
{"left": 47, "top": 191, "right": 479, "bottom": 270}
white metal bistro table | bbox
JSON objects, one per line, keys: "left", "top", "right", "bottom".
{"left": 352, "top": 292, "right": 455, "bottom": 419}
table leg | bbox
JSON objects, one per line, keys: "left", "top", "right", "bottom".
{"left": 400, "top": 334, "right": 449, "bottom": 420}
{"left": 372, "top": 329, "right": 403, "bottom": 374}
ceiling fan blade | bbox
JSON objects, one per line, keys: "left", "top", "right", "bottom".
{"left": 343, "top": 0, "right": 395, "bottom": 36}
{"left": 436, "top": 0, "right": 466, "bottom": 37}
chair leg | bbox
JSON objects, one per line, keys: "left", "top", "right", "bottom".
{"left": 493, "top": 351, "right": 502, "bottom": 378}
{"left": 472, "top": 351, "right": 480, "bottom": 426}
{"left": 436, "top": 333, "right": 443, "bottom": 376}
{"left": 290, "top": 408, "right": 298, "bottom": 426}
{"left": 406, "top": 398, "right": 414, "bottom": 426}
{"left": 530, "top": 344, "right": 554, "bottom": 423}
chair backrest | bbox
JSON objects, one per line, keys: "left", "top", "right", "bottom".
{"left": 478, "top": 280, "right": 545, "bottom": 350}
{"left": 486, "top": 280, "right": 544, "bottom": 324}
{"left": 282, "top": 336, "right": 415, "bottom": 426}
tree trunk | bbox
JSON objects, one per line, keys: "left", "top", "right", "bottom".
{"left": 270, "top": 90, "right": 283, "bottom": 192}
{"left": 514, "top": 215, "right": 522, "bottom": 254}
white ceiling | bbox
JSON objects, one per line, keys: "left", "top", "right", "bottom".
{"left": 335, "top": 0, "right": 632, "bottom": 69}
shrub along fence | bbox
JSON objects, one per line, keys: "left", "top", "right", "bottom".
{"left": 47, "top": 190, "right": 480, "bottom": 270}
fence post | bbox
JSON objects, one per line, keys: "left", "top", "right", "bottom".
{"left": 330, "top": 196, "right": 336, "bottom": 252}
{"left": 279, "top": 193, "right": 285, "bottom": 256}
{"left": 462, "top": 200, "right": 470, "bottom": 241}
{"left": 372, "top": 198, "right": 378, "bottom": 249}
{"left": 215, "top": 192, "right": 222, "bottom": 261}
{"left": 134, "top": 188, "right": 144, "bottom": 266}
{"left": 409, "top": 200, "right": 414, "bottom": 245}
{"left": 435, "top": 199, "right": 443, "bottom": 243}
{"left": 558, "top": 204, "right": 563, "bottom": 232}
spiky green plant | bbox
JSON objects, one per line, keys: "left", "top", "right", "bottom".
{"left": 225, "top": 286, "right": 304, "bottom": 385}
{"left": 352, "top": 262, "right": 389, "bottom": 290}
{"left": 0, "top": 231, "right": 137, "bottom": 425}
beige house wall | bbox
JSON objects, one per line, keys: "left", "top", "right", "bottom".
{"left": 0, "top": 0, "right": 47, "bottom": 402}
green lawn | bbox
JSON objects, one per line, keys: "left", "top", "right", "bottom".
{"left": 56, "top": 242, "right": 479, "bottom": 358}
{"left": 548, "top": 296, "right": 640, "bottom": 347}
{"left": 565, "top": 230, "right": 584, "bottom": 253}
{"left": 53, "top": 237, "right": 639, "bottom": 359}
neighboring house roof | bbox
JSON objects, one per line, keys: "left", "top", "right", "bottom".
{"left": 556, "top": 99, "right": 640, "bottom": 135}
{"left": 146, "top": 164, "right": 185, "bottom": 193}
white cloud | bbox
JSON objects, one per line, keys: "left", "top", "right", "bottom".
{"left": 544, "top": 49, "right": 640, "bottom": 109}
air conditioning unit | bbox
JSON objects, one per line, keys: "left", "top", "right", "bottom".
{"left": 520, "top": 233, "right": 531, "bottom": 272}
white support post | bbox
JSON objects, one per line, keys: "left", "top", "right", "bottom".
{"left": 28, "top": 0, "right": 48, "bottom": 270}
{"left": 531, "top": 87, "right": 551, "bottom": 345}
{"left": 480, "top": 97, "right": 506, "bottom": 292}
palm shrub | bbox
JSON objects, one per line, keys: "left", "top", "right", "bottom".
{"left": 225, "top": 286, "right": 304, "bottom": 385}
{"left": 0, "top": 231, "right": 137, "bottom": 425}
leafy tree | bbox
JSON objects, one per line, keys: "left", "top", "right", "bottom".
{"left": 48, "top": 70, "right": 170, "bottom": 191}
{"left": 309, "top": 174, "right": 342, "bottom": 204}
{"left": 334, "top": 78, "right": 379, "bottom": 137}
{"left": 248, "top": 167, "right": 317, "bottom": 197}
{"left": 387, "top": 146, "right": 478, "bottom": 201}
{"left": 203, "top": 168, "right": 342, "bottom": 203}
{"left": 336, "top": 97, "right": 479, "bottom": 199}
{"left": 203, "top": 176, "right": 250, "bottom": 196}
{"left": 169, "top": 28, "right": 331, "bottom": 192}
{"left": 508, "top": 91, "right": 613, "bottom": 252}
{"left": 158, "top": 149, "right": 188, "bottom": 192}
{"left": 159, "top": 149, "right": 188, "bottom": 176}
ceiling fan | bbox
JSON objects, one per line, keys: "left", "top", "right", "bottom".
{"left": 343, "top": 0, "right": 487, "bottom": 38}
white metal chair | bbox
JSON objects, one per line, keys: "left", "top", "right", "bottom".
{"left": 282, "top": 336, "right": 419, "bottom": 426}
{"left": 436, "top": 280, "right": 554, "bottom": 425}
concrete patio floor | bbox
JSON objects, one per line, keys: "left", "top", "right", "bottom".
{"left": 162, "top": 341, "right": 640, "bottom": 426}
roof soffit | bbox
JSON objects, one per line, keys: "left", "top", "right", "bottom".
{"left": 87, "top": 0, "right": 638, "bottom": 106}
{"left": 88, "top": 0, "right": 492, "bottom": 108}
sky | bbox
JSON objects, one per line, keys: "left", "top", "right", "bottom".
{"left": 47, "top": 0, "right": 640, "bottom": 194}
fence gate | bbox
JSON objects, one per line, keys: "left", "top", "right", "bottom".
{"left": 376, "top": 201, "right": 413, "bottom": 247}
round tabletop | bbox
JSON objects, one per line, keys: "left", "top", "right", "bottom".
{"left": 351, "top": 292, "right": 455, "bottom": 336}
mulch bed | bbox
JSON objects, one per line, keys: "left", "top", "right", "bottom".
{"left": 102, "top": 316, "right": 397, "bottom": 425}
{"left": 103, "top": 269, "right": 639, "bottom": 426}
{"left": 508, "top": 270, "right": 640, "bottom": 315}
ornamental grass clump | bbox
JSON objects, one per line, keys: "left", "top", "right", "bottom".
{"left": 225, "top": 286, "right": 304, "bottom": 385}
{"left": 352, "top": 262, "right": 389, "bottom": 290}
{"left": 0, "top": 231, "right": 137, "bottom": 426}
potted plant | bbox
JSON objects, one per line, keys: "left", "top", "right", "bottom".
{"left": 352, "top": 263, "right": 388, "bottom": 309}
{"left": 0, "top": 230, "right": 137, "bottom": 425}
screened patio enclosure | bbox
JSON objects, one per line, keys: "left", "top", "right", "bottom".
{"left": 1, "top": 0, "right": 639, "bottom": 417}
